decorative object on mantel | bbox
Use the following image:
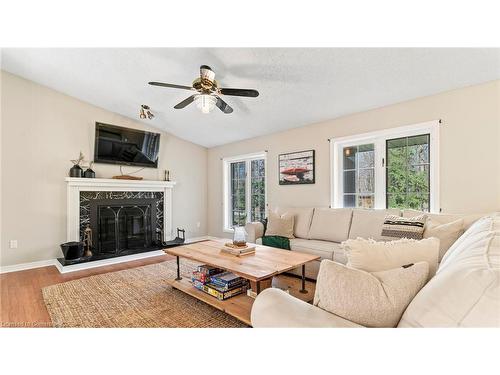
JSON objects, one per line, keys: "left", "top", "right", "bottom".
{"left": 83, "top": 225, "right": 93, "bottom": 257}
{"left": 69, "top": 151, "right": 85, "bottom": 177}
{"left": 112, "top": 175, "right": 144, "bottom": 180}
{"left": 164, "top": 170, "right": 170, "bottom": 181}
{"left": 112, "top": 165, "right": 144, "bottom": 180}
{"left": 279, "top": 149, "right": 315, "bottom": 185}
{"left": 83, "top": 161, "right": 96, "bottom": 178}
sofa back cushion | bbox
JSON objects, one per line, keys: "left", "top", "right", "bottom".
{"left": 348, "top": 209, "right": 401, "bottom": 241}
{"left": 343, "top": 237, "right": 440, "bottom": 278}
{"left": 398, "top": 214, "right": 500, "bottom": 327}
{"left": 275, "top": 207, "right": 315, "bottom": 239}
{"left": 308, "top": 208, "right": 353, "bottom": 242}
{"left": 402, "top": 209, "right": 485, "bottom": 231}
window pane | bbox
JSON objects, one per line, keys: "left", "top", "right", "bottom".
{"left": 343, "top": 170, "right": 356, "bottom": 193}
{"left": 230, "top": 161, "right": 246, "bottom": 227}
{"left": 386, "top": 134, "right": 430, "bottom": 211}
{"left": 358, "top": 169, "right": 374, "bottom": 193}
{"left": 343, "top": 147, "right": 357, "bottom": 170}
{"left": 357, "top": 195, "right": 374, "bottom": 209}
{"left": 251, "top": 159, "right": 266, "bottom": 222}
{"left": 342, "top": 143, "right": 375, "bottom": 208}
{"left": 358, "top": 144, "right": 374, "bottom": 168}
{"left": 343, "top": 194, "right": 356, "bottom": 207}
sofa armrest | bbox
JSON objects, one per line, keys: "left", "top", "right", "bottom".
{"left": 250, "top": 288, "right": 363, "bottom": 328}
{"left": 245, "top": 221, "right": 265, "bottom": 243}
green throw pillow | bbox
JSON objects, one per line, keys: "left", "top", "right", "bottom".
{"left": 262, "top": 235, "right": 290, "bottom": 250}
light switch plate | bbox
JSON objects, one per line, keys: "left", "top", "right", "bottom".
{"left": 9, "top": 240, "right": 18, "bottom": 249}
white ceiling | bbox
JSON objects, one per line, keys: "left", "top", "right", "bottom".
{"left": 2, "top": 48, "right": 499, "bottom": 148}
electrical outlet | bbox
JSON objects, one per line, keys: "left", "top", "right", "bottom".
{"left": 196, "top": 222, "right": 201, "bottom": 228}
{"left": 9, "top": 240, "right": 18, "bottom": 249}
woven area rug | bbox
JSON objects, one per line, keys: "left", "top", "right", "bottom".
{"left": 42, "top": 259, "right": 248, "bottom": 328}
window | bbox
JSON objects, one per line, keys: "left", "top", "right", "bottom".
{"left": 331, "top": 121, "right": 439, "bottom": 212}
{"left": 223, "top": 152, "right": 267, "bottom": 231}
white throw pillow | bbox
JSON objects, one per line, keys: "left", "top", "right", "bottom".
{"left": 265, "top": 211, "right": 295, "bottom": 238}
{"left": 313, "top": 260, "right": 429, "bottom": 327}
{"left": 423, "top": 218, "right": 463, "bottom": 261}
{"left": 342, "top": 237, "right": 440, "bottom": 278}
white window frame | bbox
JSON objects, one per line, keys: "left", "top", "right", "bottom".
{"left": 330, "top": 120, "right": 440, "bottom": 213}
{"left": 222, "top": 151, "right": 267, "bottom": 232}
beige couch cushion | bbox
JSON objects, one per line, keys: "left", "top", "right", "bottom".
{"left": 424, "top": 218, "right": 464, "bottom": 261}
{"left": 290, "top": 238, "right": 346, "bottom": 264}
{"left": 402, "top": 209, "right": 484, "bottom": 230}
{"left": 343, "top": 237, "right": 440, "bottom": 278}
{"left": 398, "top": 214, "right": 500, "bottom": 327}
{"left": 348, "top": 209, "right": 401, "bottom": 241}
{"left": 265, "top": 211, "right": 295, "bottom": 238}
{"left": 275, "top": 207, "right": 314, "bottom": 238}
{"left": 251, "top": 288, "right": 363, "bottom": 328}
{"left": 308, "top": 208, "right": 353, "bottom": 242}
{"left": 314, "top": 260, "right": 429, "bottom": 327}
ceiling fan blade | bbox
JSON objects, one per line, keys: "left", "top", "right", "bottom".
{"left": 174, "top": 95, "right": 197, "bottom": 109}
{"left": 219, "top": 88, "right": 259, "bottom": 97}
{"left": 215, "top": 96, "right": 233, "bottom": 114}
{"left": 149, "top": 82, "right": 195, "bottom": 91}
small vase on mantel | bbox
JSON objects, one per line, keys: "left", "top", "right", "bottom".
{"left": 84, "top": 161, "right": 96, "bottom": 178}
{"left": 69, "top": 151, "right": 85, "bottom": 178}
{"left": 69, "top": 164, "right": 83, "bottom": 177}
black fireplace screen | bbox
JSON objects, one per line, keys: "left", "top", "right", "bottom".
{"left": 90, "top": 198, "right": 158, "bottom": 254}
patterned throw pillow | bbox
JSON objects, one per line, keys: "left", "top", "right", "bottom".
{"left": 381, "top": 214, "right": 427, "bottom": 240}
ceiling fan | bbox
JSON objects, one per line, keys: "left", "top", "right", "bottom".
{"left": 148, "top": 65, "right": 259, "bottom": 114}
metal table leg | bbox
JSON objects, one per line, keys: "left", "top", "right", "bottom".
{"left": 299, "top": 264, "right": 307, "bottom": 294}
{"left": 175, "top": 256, "right": 182, "bottom": 281}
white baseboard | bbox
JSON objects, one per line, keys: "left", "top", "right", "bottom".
{"left": 1, "top": 236, "right": 212, "bottom": 275}
{"left": 0, "top": 259, "right": 56, "bottom": 274}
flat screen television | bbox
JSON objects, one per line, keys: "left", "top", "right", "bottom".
{"left": 94, "top": 122, "right": 160, "bottom": 168}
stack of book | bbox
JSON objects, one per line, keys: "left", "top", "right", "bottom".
{"left": 192, "top": 265, "right": 248, "bottom": 301}
{"left": 221, "top": 243, "right": 256, "bottom": 256}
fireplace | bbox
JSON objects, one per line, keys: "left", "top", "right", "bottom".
{"left": 62, "top": 178, "right": 176, "bottom": 269}
{"left": 90, "top": 198, "right": 159, "bottom": 254}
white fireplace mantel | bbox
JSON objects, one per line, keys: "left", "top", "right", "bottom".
{"left": 66, "top": 177, "right": 177, "bottom": 242}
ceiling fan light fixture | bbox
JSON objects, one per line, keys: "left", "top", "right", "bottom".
{"left": 195, "top": 94, "right": 217, "bottom": 114}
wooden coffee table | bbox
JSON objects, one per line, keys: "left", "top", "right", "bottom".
{"left": 164, "top": 239, "right": 320, "bottom": 326}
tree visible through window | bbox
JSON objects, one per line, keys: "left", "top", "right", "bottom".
{"left": 226, "top": 155, "right": 266, "bottom": 229}
{"left": 230, "top": 161, "right": 247, "bottom": 226}
{"left": 386, "top": 134, "right": 430, "bottom": 211}
{"left": 332, "top": 121, "right": 438, "bottom": 212}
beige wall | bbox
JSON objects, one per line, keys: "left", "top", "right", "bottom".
{"left": 1, "top": 71, "right": 208, "bottom": 267}
{"left": 208, "top": 80, "right": 500, "bottom": 238}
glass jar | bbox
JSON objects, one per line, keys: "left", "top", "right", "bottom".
{"left": 233, "top": 226, "right": 247, "bottom": 247}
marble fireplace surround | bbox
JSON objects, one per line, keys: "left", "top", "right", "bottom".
{"left": 66, "top": 177, "right": 176, "bottom": 244}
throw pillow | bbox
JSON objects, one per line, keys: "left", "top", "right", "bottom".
{"left": 313, "top": 260, "right": 429, "bottom": 327}
{"left": 262, "top": 235, "right": 290, "bottom": 250}
{"left": 343, "top": 237, "right": 440, "bottom": 278}
{"left": 265, "top": 211, "right": 295, "bottom": 239}
{"left": 381, "top": 214, "right": 427, "bottom": 240}
{"left": 424, "top": 218, "right": 464, "bottom": 261}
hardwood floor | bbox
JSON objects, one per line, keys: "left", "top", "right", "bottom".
{"left": 0, "top": 254, "right": 173, "bottom": 327}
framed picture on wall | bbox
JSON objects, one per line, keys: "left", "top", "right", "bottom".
{"left": 279, "top": 150, "right": 315, "bottom": 185}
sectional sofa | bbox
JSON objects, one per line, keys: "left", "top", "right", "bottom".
{"left": 250, "top": 213, "right": 500, "bottom": 327}
{"left": 245, "top": 207, "right": 483, "bottom": 279}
